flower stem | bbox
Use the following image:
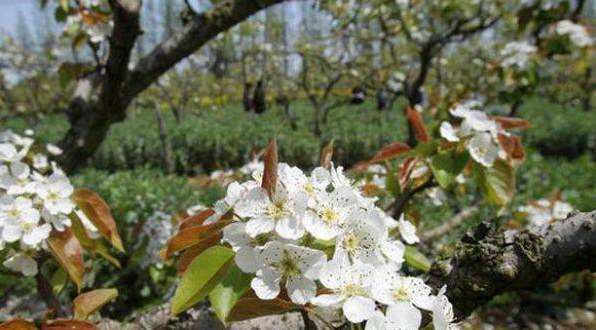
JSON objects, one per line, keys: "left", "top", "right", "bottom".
{"left": 301, "top": 309, "right": 318, "bottom": 330}
{"left": 35, "top": 271, "right": 62, "bottom": 318}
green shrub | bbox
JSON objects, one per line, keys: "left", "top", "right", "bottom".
{"left": 515, "top": 152, "right": 596, "bottom": 211}
{"left": 520, "top": 99, "right": 595, "bottom": 159}
{"left": 72, "top": 167, "right": 216, "bottom": 223}
{"left": 92, "top": 101, "right": 407, "bottom": 173}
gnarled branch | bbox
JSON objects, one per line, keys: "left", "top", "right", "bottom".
{"left": 427, "top": 211, "right": 596, "bottom": 320}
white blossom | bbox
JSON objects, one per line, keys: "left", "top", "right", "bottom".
{"left": 312, "top": 258, "right": 377, "bottom": 323}
{"left": 251, "top": 241, "right": 326, "bottom": 304}
{"left": 520, "top": 198, "right": 574, "bottom": 227}
{"left": 3, "top": 252, "right": 38, "bottom": 276}
{"left": 235, "top": 184, "right": 307, "bottom": 240}
{"left": 303, "top": 186, "right": 357, "bottom": 240}
{"left": 397, "top": 215, "right": 419, "bottom": 244}
{"left": 35, "top": 173, "right": 75, "bottom": 215}
{"left": 500, "top": 41, "right": 536, "bottom": 69}
{"left": 467, "top": 132, "right": 499, "bottom": 167}
{"left": 432, "top": 286, "right": 459, "bottom": 330}
{"left": 555, "top": 20, "right": 593, "bottom": 48}
{"left": 370, "top": 264, "right": 434, "bottom": 329}
{"left": 334, "top": 209, "right": 386, "bottom": 265}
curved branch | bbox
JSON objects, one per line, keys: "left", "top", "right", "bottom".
{"left": 420, "top": 204, "right": 480, "bottom": 242}
{"left": 427, "top": 211, "right": 596, "bottom": 320}
{"left": 122, "top": 0, "right": 287, "bottom": 101}
{"left": 58, "top": 0, "right": 292, "bottom": 173}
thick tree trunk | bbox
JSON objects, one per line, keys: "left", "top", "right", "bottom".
{"left": 57, "top": 0, "right": 290, "bottom": 173}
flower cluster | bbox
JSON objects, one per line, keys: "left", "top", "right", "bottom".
{"left": 554, "top": 20, "right": 593, "bottom": 48}
{"left": 519, "top": 198, "right": 573, "bottom": 227}
{"left": 500, "top": 41, "right": 537, "bottom": 69}
{"left": 0, "top": 131, "right": 91, "bottom": 276}
{"left": 440, "top": 101, "right": 509, "bottom": 167}
{"left": 213, "top": 162, "right": 456, "bottom": 329}
{"left": 64, "top": 1, "right": 113, "bottom": 44}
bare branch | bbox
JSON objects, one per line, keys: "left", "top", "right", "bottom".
{"left": 420, "top": 204, "right": 480, "bottom": 242}
{"left": 122, "top": 0, "right": 288, "bottom": 101}
{"left": 101, "top": 0, "right": 142, "bottom": 108}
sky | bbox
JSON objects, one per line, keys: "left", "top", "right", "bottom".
{"left": 0, "top": 0, "right": 38, "bottom": 35}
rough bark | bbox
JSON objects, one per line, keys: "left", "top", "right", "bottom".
{"left": 427, "top": 211, "right": 596, "bottom": 320}
{"left": 58, "top": 0, "right": 290, "bottom": 173}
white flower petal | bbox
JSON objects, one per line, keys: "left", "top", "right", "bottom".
{"left": 245, "top": 217, "right": 275, "bottom": 238}
{"left": 398, "top": 217, "right": 419, "bottom": 244}
{"left": 251, "top": 268, "right": 281, "bottom": 300}
{"left": 311, "top": 293, "right": 345, "bottom": 307}
{"left": 440, "top": 122, "right": 460, "bottom": 142}
{"left": 343, "top": 296, "right": 376, "bottom": 323}
{"left": 235, "top": 247, "right": 259, "bottom": 273}
{"left": 364, "top": 310, "right": 387, "bottom": 330}
{"left": 23, "top": 224, "right": 51, "bottom": 246}
{"left": 286, "top": 275, "right": 316, "bottom": 305}
{"left": 386, "top": 302, "right": 422, "bottom": 330}
{"left": 381, "top": 239, "right": 405, "bottom": 265}
{"left": 275, "top": 216, "right": 304, "bottom": 240}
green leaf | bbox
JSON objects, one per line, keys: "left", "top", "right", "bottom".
{"left": 385, "top": 171, "right": 401, "bottom": 197}
{"left": 430, "top": 152, "right": 469, "bottom": 188}
{"left": 171, "top": 246, "right": 235, "bottom": 315}
{"left": 54, "top": 7, "right": 67, "bottom": 22}
{"left": 209, "top": 264, "right": 253, "bottom": 325}
{"left": 404, "top": 246, "right": 431, "bottom": 272}
{"left": 50, "top": 267, "right": 68, "bottom": 295}
{"left": 57, "top": 62, "right": 87, "bottom": 88}
{"left": 475, "top": 160, "right": 515, "bottom": 206}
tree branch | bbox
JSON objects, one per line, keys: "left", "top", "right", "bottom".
{"left": 427, "top": 211, "right": 596, "bottom": 320}
{"left": 392, "top": 177, "right": 436, "bottom": 219}
{"left": 100, "top": 0, "right": 142, "bottom": 109}
{"left": 122, "top": 0, "right": 287, "bottom": 101}
{"left": 58, "top": 0, "right": 292, "bottom": 173}
{"left": 420, "top": 204, "right": 480, "bottom": 242}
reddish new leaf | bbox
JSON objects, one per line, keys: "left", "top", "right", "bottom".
{"left": 0, "top": 319, "right": 37, "bottom": 330}
{"left": 73, "top": 289, "right": 118, "bottom": 320}
{"left": 179, "top": 209, "right": 216, "bottom": 230}
{"left": 407, "top": 106, "right": 430, "bottom": 143}
{"left": 497, "top": 134, "right": 525, "bottom": 161}
{"left": 370, "top": 142, "right": 411, "bottom": 163}
{"left": 41, "top": 320, "right": 97, "bottom": 330}
{"left": 261, "top": 139, "right": 278, "bottom": 197}
{"left": 320, "top": 140, "right": 334, "bottom": 169}
{"left": 399, "top": 157, "right": 418, "bottom": 188}
{"left": 227, "top": 297, "right": 298, "bottom": 323}
{"left": 72, "top": 189, "right": 124, "bottom": 253}
{"left": 47, "top": 229, "right": 84, "bottom": 291}
{"left": 165, "top": 219, "right": 230, "bottom": 259}
{"left": 492, "top": 116, "right": 532, "bottom": 130}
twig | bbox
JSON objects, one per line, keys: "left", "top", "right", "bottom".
{"left": 420, "top": 204, "right": 480, "bottom": 242}
{"left": 301, "top": 309, "right": 318, "bottom": 330}
{"left": 392, "top": 177, "right": 436, "bottom": 219}
{"left": 35, "top": 269, "right": 63, "bottom": 318}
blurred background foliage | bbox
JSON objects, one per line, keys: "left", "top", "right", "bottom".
{"left": 0, "top": 0, "right": 594, "bottom": 326}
